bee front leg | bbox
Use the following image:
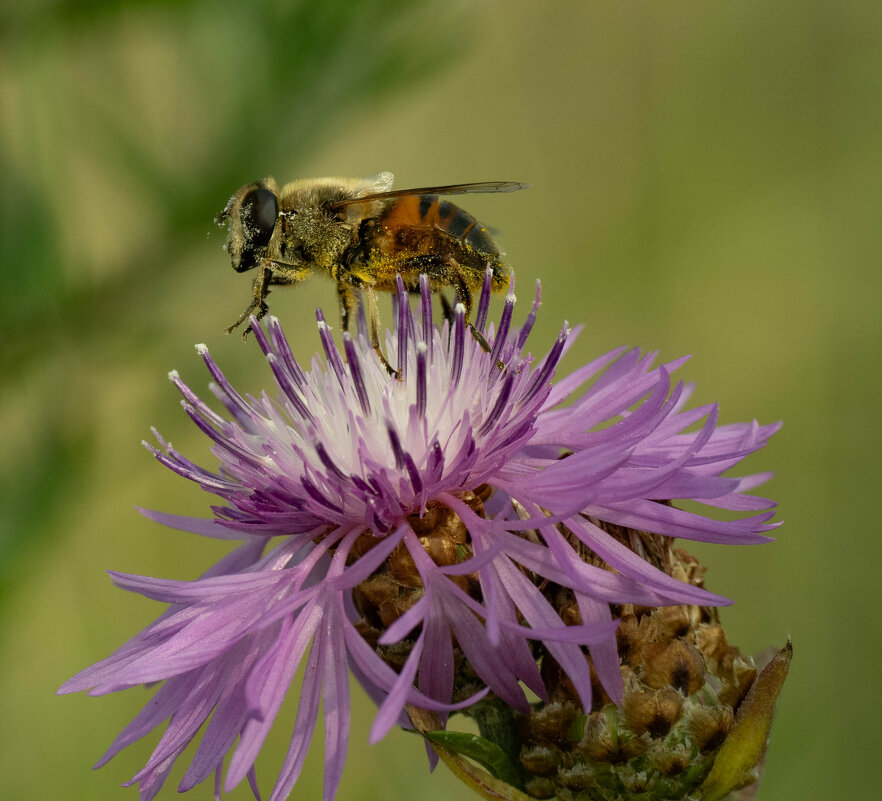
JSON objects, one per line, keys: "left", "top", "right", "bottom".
{"left": 228, "top": 259, "right": 314, "bottom": 339}
{"left": 226, "top": 262, "right": 272, "bottom": 338}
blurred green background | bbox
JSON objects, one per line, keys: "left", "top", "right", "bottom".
{"left": 1, "top": 1, "right": 878, "bottom": 799}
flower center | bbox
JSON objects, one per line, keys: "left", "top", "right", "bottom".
{"left": 350, "top": 485, "right": 492, "bottom": 666}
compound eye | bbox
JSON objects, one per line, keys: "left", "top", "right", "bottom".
{"left": 241, "top": 187, "right": 278, "bottom": 247}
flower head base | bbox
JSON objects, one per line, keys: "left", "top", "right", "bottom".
{"left": 59, "top": 271, "right": 780, "bottom": 801}
{"left": 507, "top": 555, "right": 790, "bottom": 801}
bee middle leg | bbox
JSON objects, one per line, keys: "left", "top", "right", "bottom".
{"left": 336, "top": 281, "right": 357, "bottom": 333}
{"left": 336, "top": 280, "right": 395, "bottom": 374}
{"left": 439, "top": 293, "right": 455, "bottom": 324}
{"left": 365, "top": 286, "right": 400, "bottom": 378}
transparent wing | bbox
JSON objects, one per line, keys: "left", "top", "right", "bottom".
{"left": 332, "top": 180, "right": 529, "bottom": 209}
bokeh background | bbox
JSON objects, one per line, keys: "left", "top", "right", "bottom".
{"left": 1, "top": 1, "right": 878, "bottom": 799}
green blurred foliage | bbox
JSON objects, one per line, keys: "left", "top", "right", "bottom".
{"left": 0, "top": 0, "right": 458, "bottom": 592}
{"left": 1, "top": 1, "right": 879, "bottom": 800}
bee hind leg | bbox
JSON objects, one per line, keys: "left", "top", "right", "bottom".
{"left": 439, "top": 290, "right": 494, "bottom": 354}
{"left": 448, "top": 260, "right": 495, "bottom": 356}
{"left": 470, "top": 325, "right": 494, "bottom": 355}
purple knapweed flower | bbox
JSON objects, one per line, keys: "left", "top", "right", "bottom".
{"left": 59, "top": 272, "right": 779, "bottom": 801}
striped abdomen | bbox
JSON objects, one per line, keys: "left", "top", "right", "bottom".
{"left": 378, "top": 194, "right": 501, "bottom": 259}
{"left": 352, "top": 192, "right": 510, "bottom": 296}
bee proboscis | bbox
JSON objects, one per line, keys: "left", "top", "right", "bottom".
{"left": 217, "top": 171, "right": 527, "bottom": 373}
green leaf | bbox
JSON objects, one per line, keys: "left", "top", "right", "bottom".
{"left": 425, "top": 731, "right": 523, "bottom": 789}
{"left": 698, "top": 639, "right": 793, "bottom": 801}
{"left": 408, "top": 706, "right": 534, "bottom": 801}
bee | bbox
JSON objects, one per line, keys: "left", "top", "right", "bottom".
{"left": 217, "top": 171, "right": 526, "bottom": 372}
